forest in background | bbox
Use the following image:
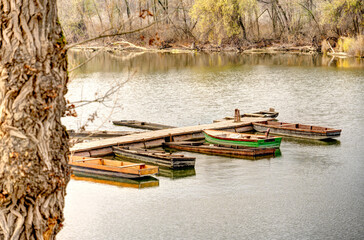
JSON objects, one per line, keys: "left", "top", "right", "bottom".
{"left": 58, "top": 0, "right": 363, "bottom": 56}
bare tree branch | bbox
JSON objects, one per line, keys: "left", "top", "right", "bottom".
{"left": 69, "top": 47, "right": 107, "bottom": 72}
{"left": 66, "top": 21, "right": 160, "bottom": 50}
{"left": 298, "top": 3, "right": 322, "bottom": 34}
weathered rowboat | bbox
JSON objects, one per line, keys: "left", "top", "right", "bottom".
{"left": 113, "top": 120, "right": 175, "bottom": 130}
{"left": 253, "top": 121, "right": 342, "bottom": 140}
{"left": 71, "top": 172, "right": 159, "bottom": 189}
{"left": 213, "top": 109, "right": 278, "bottom": 123}
{"left": 69, "top": 156, "right": 159, "bottom": 179}
{"left": 112, "top": 146, "right": 195, "bottom": 169}
{"left": 203, "top": 129, "right": 282, "bottom": 148}
{"left": 242, "top": 109, "right": 279, "bottom": 118}
{"left": 163, "top": 141, "right": 276, "bottom": 159}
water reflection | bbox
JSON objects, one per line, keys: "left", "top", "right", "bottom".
{"left": 60, "top": 51, "right": 364, "bottom": 240}
{"left": 281, "top": 136, "right": 341, "bottom": 146}
{"left": 68, "top": 50, "right": 364, "bottom": 76}
{"left": 71, "top": 172, "right": 159, "bottom": 189}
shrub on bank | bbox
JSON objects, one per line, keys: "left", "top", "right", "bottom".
{"left": 337, "top": 36, "right": 364, "bottom": 57}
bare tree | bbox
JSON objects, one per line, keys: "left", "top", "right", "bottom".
{"left": 0, "top": 0, "right": 70, "bottom": 239}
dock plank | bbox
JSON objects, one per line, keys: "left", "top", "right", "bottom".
{"left": 71, "top": 118, "right": 268, "bottom": 156}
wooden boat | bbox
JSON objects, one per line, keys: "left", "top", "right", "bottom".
{"left": 113, "top": 120, "right": 175, "bottom": 130}
{"left": 242, "top": 109, "right": 279, "bottom": 118}
{"left": 112, "top": 146, "right": 195, "bottom": 169}
{"left": 203, "top": 129, "right": 282, "bottom": 148}
{"left": 163, "top": 141, "right": 276, "bottom": 159}
{"left": 71, "top": 172, "right": 159, "bottom": 189}
{"left": 253, "top": 121, "right": 342, "bottom": 140}
{"left": 213, "top": 109, "right": 278, "bottom": 123}
{"left": 69, "top": 156, "right": 159, "bottom": 179}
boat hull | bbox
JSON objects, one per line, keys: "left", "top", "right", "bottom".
{"left": 253, "top": 122, "right": 341, "bottom": 140}
{"left": 70, "top": 165, "right": 152, "bottom": 179}
{"left": 71, "top": 172, "right": 159, "bottom": 188}
{"left": 69, "top": 156, "right": 159, "bottom": 179}
{"left": 203, "top": 132, "right": 282, "bottom": 148}
{"left": 164, "top": 141, "right": 276, "bottom": 159}
{"left": 113, "top": 147, "right": 195, "bottom": 169}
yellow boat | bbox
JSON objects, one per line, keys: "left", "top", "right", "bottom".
{"left": 69, "top": 156, "right": 159, "bottom": 179}
{"left": 71, "top": 172, "right": 159, "bottom": 189}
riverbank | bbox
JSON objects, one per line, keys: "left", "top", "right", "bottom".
{"left": 70, "top": 40, "right": 320, "bottom": 55}
{"left": 69, "top": 41, "right": 362, "bottom": 59}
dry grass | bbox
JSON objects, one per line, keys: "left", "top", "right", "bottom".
{"left": 335, "top": 36, "right": 364, "bottom": 57}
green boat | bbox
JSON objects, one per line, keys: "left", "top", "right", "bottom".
{"left": 203, "top": 129, "right": 282, "bottom": 148}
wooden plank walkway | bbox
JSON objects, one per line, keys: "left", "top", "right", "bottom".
{"left": 71, "top": 117, "right": 268, "bottom": 157}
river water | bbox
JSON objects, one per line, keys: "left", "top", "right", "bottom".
{"left": 59, "top": 51, "right": 364, "bottom": 240}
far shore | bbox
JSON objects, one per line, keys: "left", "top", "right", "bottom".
{"left": 69, "top": 42, "right": 360, "bottom": 58}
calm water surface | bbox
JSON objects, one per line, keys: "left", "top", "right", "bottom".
{"left": 59, "top": 52, "right": 364, "bottom": 240}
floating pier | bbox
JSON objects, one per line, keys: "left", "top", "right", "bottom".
{"left": 71, "top": 117, "right": 269, "bottom": 157}
{"left": 68, "top": 130, "right": 137, "bottom": 138}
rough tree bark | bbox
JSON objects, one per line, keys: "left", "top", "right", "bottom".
{"left": 0, "top": 0, "right": 70, "bottom": 239}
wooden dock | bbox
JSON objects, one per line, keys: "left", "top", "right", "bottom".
{"left": 113, "top": 120, "right": 175, "bottom": 130}
{"left": 71, "top": 118, "right": 268, "bottom": 157}
{"left": 68, "top": 130, "right": 137, "bottom": 138}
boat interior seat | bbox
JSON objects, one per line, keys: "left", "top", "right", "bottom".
{"left": 229, "top": 134, "right": 240, "bottom": 139}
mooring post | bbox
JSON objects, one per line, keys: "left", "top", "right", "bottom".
{"left": 142, "top": 138, "right": 147, "bottom": 149}
{"left": 234, "top": 109, "right": 241, "bottom": 122}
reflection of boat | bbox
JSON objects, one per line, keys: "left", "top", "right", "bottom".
{"left": 113, "top": 146, "right": 195, "bottom": 169}
{"left": 253, "top": 121, "right": 342, "bottom": 140}
{"left": 69, "top": 156, "right": 159, "bottom": 179}
{"left": 276, "top": 135, "right": 341, "bottom": 146}
{"left": 158, "top": 167, "right": 196, "bottom": 179}
{"left": 163, "top": 141, "right": 276, "bottom": 159}
{"left": 203, "top": 129, "right": 282, "bottom": 148}
{"left": 112, "top": 120, "right": 175, "bottom": 130}
{"left": 71, "top": 172, "right": 159, "bottom": 189}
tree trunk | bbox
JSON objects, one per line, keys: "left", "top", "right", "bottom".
{"left": 270, "top": 3, "right": 277, "bottom": 38}
{"left": 124, "top": 0, "right": 132, "bottom": 30}
{"left": 238, "top": 16, "right": 248, "bottom": 41}
{"left": 0, "top": 0, "right": 70, "bottom": 239}
{"left": 255, "top": 8, "right": 260, "bottom": 40}
{"left": 152, "top": 0, "right": 158, "bottom": 24}
{"left": 92, "top": 0, "right": 104, "bottom": 30}
{"left": 275, "top": 0, "right": 290, "bottom": 32}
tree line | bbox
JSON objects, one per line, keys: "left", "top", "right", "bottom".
{"left": 58, "top": 0, "right": 363, "bottom": 52}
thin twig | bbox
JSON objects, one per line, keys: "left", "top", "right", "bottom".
{"left": 70, "top": 71, "right": 135, "bottom": 108}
